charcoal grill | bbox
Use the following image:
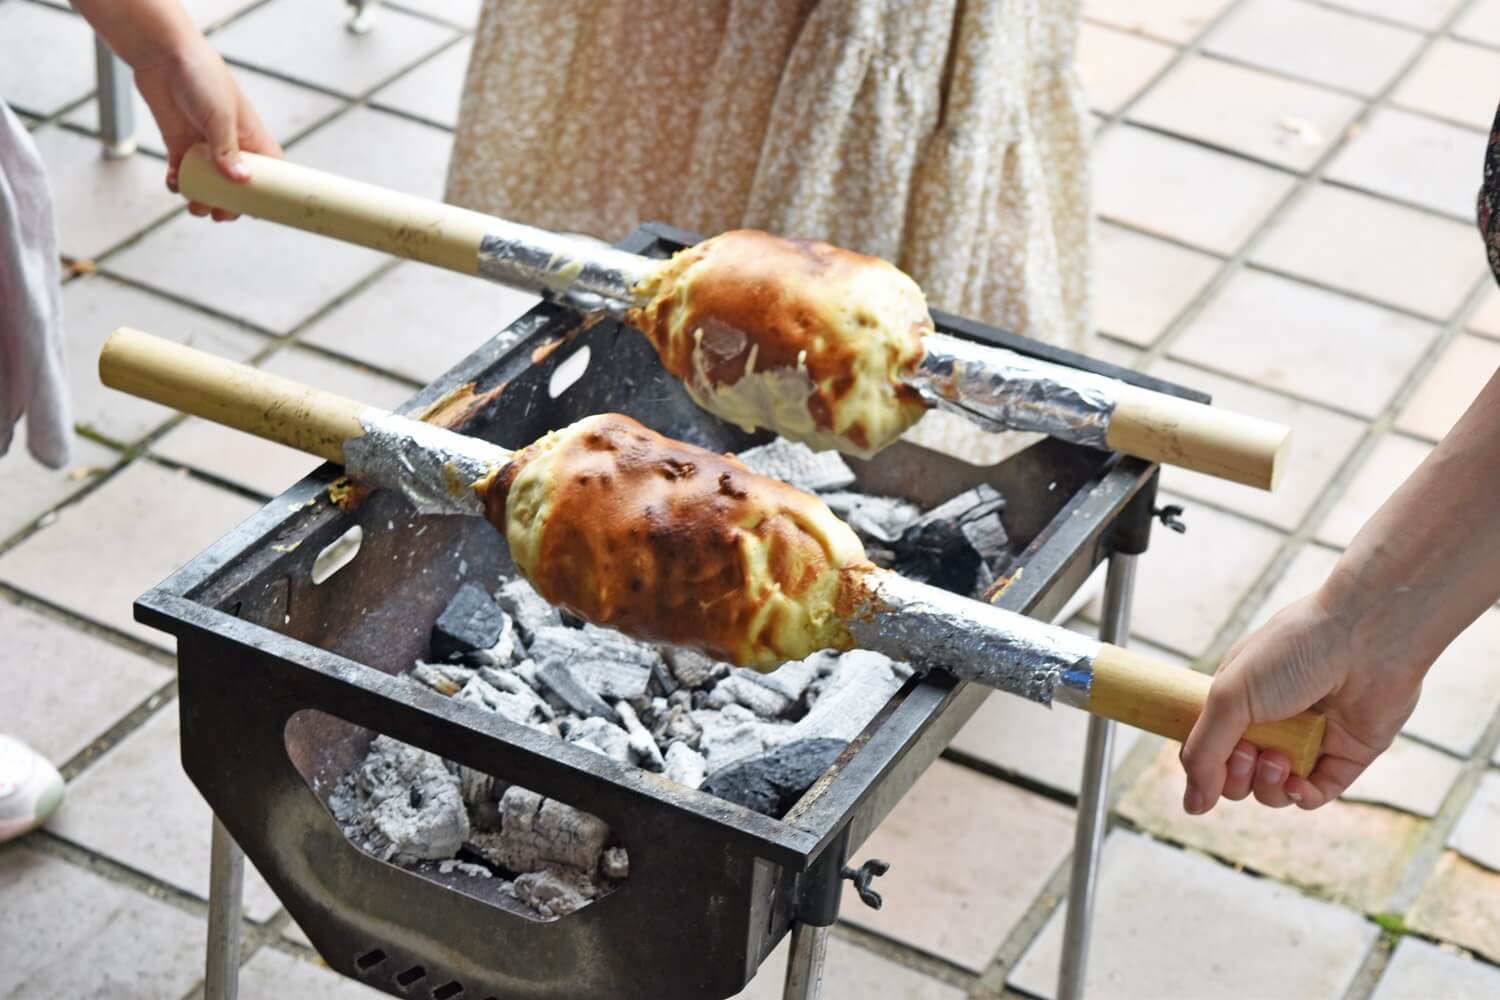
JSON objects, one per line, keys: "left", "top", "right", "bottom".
{"left": 135, "top": 224, "right": 1203, "bottom": 1000}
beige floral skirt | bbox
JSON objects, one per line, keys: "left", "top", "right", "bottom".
{"left": 447, "top": 0, "right": 1093, "bottom": 463}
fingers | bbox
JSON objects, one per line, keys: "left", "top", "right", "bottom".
{"left": 1179, "top": 669, "right": 1254, "bottom": 814}
{"left": 1221, "top": 740, "right": 1258, "bottom": 801}
{"left": 1250, "top": 751, "right": 1294, "bottom": 808}
{"left": 1284, "top": 756, "right": 1365, "bottom": 811}
{"left": 201, "top": 105, "right": 250, "bottom": 183}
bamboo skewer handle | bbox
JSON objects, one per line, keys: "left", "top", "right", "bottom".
{"left": 98, "top": 327, "right": 367, "bottom": 463}
{"left": 1106, "top": 384, "right": 1292, "bottom": 491}
{"left": 1088, "top": 643, "right": 1325, "bottom": 777}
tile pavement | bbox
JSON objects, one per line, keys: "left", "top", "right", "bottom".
{"left": 7, "top": 0, "right": 1500, "bottom": 996}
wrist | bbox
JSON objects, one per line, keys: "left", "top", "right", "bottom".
{"left": 1318, "top": 552, "right": 1434, "bottom": 686}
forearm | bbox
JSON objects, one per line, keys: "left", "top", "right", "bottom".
{"left": 1324, "top": 369, "right": 1500, "bottom": 675}
{"left": 70, "top": 0, "right": 201, "bottom": 71}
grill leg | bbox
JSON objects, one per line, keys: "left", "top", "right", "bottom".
{"left": 782, "top": 923, "right": 829, "bottom": 1000}
{"left": 1057, "top": 552, "right": 1137, "bottom": 1000}
{"left": 205, "top": 816, "right": 245, "bottom": 1000}
{"left": 93, "top": 35, "right": 136, "bottom": 159}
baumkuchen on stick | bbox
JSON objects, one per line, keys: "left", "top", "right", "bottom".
{"left": 178, "top": 147, "right": 1292, "bottom": 490}
{"left": 98, "top": 328, "right": 1323, "bottom": 774}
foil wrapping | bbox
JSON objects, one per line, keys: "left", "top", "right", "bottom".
{"left": 343, "top": 409, "right": 511, "bottom": 517}
{"left": 844, "top": 568, "right": 1098, "bottom": 706}
{"left": 476, "top": 222, "right": 659, "bottom": 306}
{"left": 908, "top": 333, "right": 1117, "bottom": 449}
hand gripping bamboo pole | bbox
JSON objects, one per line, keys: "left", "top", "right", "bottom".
{"left": 99, "top": 328, "right": 1323, "bottom": 774}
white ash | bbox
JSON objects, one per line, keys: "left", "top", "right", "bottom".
{"left": 663, "top": 741, "right": 707, "bottom": 789}
{"left": 536, "top": 659, "right": 617, "bottom": 720}
{"left": 469, "top": 786, "right": 610, "bottom": 873}
{"left": 512, "top": 865, "right": 603, "bottom": 920}
{"left": 614, "top": 701, "right": 666, "bottom": 772}
{"left": 410, "top": 661, "right": 478, "bottom": 696}
{"left": 330, "top": 736, "right": 469, "bottom": 863}
{"left": 821, "top": 492, "right": 923, "bottom": 544}
{"left": 601, "top": 846, "right": 630, "bottom": 880}
{"left": 786, "top": 651, "right": 906, "bottom": 743}
{"left": 529, "top": 625, "right": 657, "bottom": 700}
{"left": 562, "top": 716, "right": 633, "bottom": 763}
{"left": 456, "top": 675, "right": 551, "bottom": 729}
{"left": 497, "top": 577, "right": 562, "bottom": 643}
{"left": 693, "top": 703, "right": 783, "bottom": 773}
{"left": 736, "top": 439, "right": 855, "bottom": 492}
{"left": 463, "top": 616, "right": 516, "bottom": 667}
{"left": 703, "top": 672, "right": 793, "bottom": 718}
{"left": 438, "top": 859, "right": 493, "bottom": 878}
{"left": 663, "top": 646, "right": 728, "bottom": 689}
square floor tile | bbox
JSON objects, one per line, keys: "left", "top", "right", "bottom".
{"left": 152, "top": 346, "right": 415, "bottom": 496}
{"left": 1203, "top": 0, "right": 1422, "bottom": 97}
{"left": 0, "top": 460, "right": 261, "bottom": 647}
{"left": 1097, "top": 493, "right": 1284, "bottom": 656}
{"left": 30, "top": 126, "right": 181, "bottom": 260}
{"left": 107, "top": 207, "right": 388, "bottom": 334}
{"left": 371, "top": 37, "right": 472, "bottom": 129}
{"left": 60, "top": 275, "right": 268, "bottom": 443}
{"left": 1251, "top": 184, "right": 1487, "bottom": 320}
{"left": 1151, "top": 359, "right": 1368, "bottom": 530}
{"left": 1009, "top": 829, "right": 1378, "bottom": 999}
{"left": 239, "top": 948, "right": 385, "bottom": 999}
{"left": 1455, "top": 0, "right": 1500, "bottom": 46}
{"left": 1094, "top": 125, "right": 1297, "bottom": 254}
{"left": 732, "top": 933, "right": 965, "bottom": 1000}
{"left": 1409, "top": 852, "right": 1500, "bottom": 965}
{"left": 65, "top": 66, "right": 345, "bottom": 157}
{"left": 0, "top": 847, "right": 206, "bottom": 999}
{"left": 182, "top": 0, "right": 263, "bottom": 27}
{"left": 1131, "top": 55, "right": 1364, "bottom": 171}
{"left": 1093, "top": 223, "right": 1221, "bottom": 346}
{"left": 1405, "top": 609, "right": 1500, "bottom": 757}
{"left": 213, "top": 0, "right": 459, "bottom": 97}
{"left": 1316, "top": 433, "right": 1431, "bottom": 547}
{"left": 1327, "top": 108, "right": 1488, "bottom": 220}
{"left": 297, "top": 260, "right": 539, "bottom": 383}
{"left": 1396, "top": 334, "right": 1500, "bottom": 441}
{"left": 1118, "top": 743, "right": 1427, "bottom": 912}
{"left": 1447, "top": 770, "right": 1500, "bottom": 871}
{"left": 1391, "top": 39, "right": 1500, "bottom": 131}
{"left": 1468, "top": 286, "right": 1500, "bottom": 338}
{"left": 838, "top": 759, "right": 1074, "bottom": 972}
{"left": 1088, "top": 335, "right": 1142, "bottom": 370}
{"left": 1323, "top": 0, "right": 1461, "bottom": 29}
{"left": 0, "top": 432, "right": 117, "bottom": 542}
{"left": 0, "top": 600, "right": 169, "bottom": 765}
{"left": 1241, "top": 541, "right": 1341, "bottom": 635}
{"left": 1372, "top": 937, "right": 1500, "bottom": 1000}
{"left": 1084, "top": 0, "right": 1232, "bottom": 43}
{"left": 1169, "top": 269, "right": 1438, "bottom": 418}
{"left": 1343, "top": 736, "right": 1461, "bottom": 817}
{"left": 388, "top": 0, "right": 481, "bottom": 28}
{"left": 1077, "top": 22, "right": 1175, "bottom": 114}
{"left": 48, "top": 704, "right": 282, "bottom": 920}
{"left": 287, "top": 105, "right": 453, "bottom": 199}
{"left": 0, "top": 1, "right": 94, "bottom": 116}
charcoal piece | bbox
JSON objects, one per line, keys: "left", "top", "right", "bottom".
{"left": 663, "top": 741, "right": 707, "bottom": 790}
{"left": 737, "top": 439, "right": 855, "bottom": 492}
{"left": 513, "top": 864, "right": 603, "bottom": 920}
{"left": 409, "top": 661, "right": 476, "bottom": 696}
{"left": 496, "top": 577, "right": 562, "bottom": 644}
{"left": 455, "top": 676, "right": 551, "bottom": 728}
{"left": 701, "top": 739, "right": 846, "bottom": 817}
{"left": 433, "top": 582, "right": 509, "bottom": 661}
{"left": 330, "top": 736, "right": 469, "bottom": 863}
{"left": 613, "top": 701, "right": 666, "bottom": 772}
{"left": 664, "top": 646, "right": 729, "bottom": 689}
{"left": 471, "top": 786, "right": 609, "bottom": 873}
{"left": 651, "top": 702, "right": 702, "bottom": 750}
{"left": 820, "top": 492, "right": 923, "bottom": 545}
{"left": 458, "top": 766, "right": 494, "bottom": 808}
{"left": 788, "top": 651, "right": 905, "bottom": 743}
{"left": 649, "top": 657, "right": 679, "bottom": 696}
{"left": 563, "top": 717, "right": 633, "bottom": 763}
{"left": 464, "top": 614, "right": 516, "bottom": 667}
{"left": 709, "top": 672, "right": 793, "bottom": 719}
{"left": 739, "top": 658, "right": 819, "bottom": 704}
{"left": 528, "top": 625, "right": 656, "bottom": 701}
{"left": 893, "top": 485, "right": 1009, "bottom": 593}
{"left": 601, "top": 846, "right": 630, "bottom": 880}
{"left": 536, "top": 660, "right": 618, "bottom": 721}
{"left": 693, "top": 704, "right": 785, "bottom": 773}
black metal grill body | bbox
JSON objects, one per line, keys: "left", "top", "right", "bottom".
{"left": 135, "top": 225, "right": 1203, "bottom": 1000}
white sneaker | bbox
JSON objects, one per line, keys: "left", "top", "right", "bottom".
{"left": 0, "top": 735, "right": 64, "bottom": 843}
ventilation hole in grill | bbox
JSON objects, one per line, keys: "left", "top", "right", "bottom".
{"left": 396, "top": 965, "right": 427, "bottom": 988}
{"left": 355, "top": 949, "right": 386, "bottom": 971}
{"left": 311, "top": 524, "right": 363, "bottom": 585}
{"left": 548, "top": 344, "right": 590, "bottom": 398}
{"left": 432, "top": 982, "right": 464, "bottom": 999}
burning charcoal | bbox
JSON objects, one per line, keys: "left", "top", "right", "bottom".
{"left": 740, "top": 658, "right": 820, "bottom": 705}
{"left": 614, "top": 701, "right": 666, "bottom": 772}
{"left": 433, "top": 582, "right": 509, "bottom": 662}
{"left": 787, "top": 651, "right": 905, "bottom": 743}
{"left": 893, "top": 484, "right": 1009, "bottom": 594}
{"left": 496, "top": 577, "right": 562, "bottom": 644}
{"left": 649, "top": 657, "right": 679, "bottom": 696}
{"left": 529, "top": 625, "right": 656, "bottom": 701}
{"left": 409, "top": 661, "right": 477, "bottom": 696}
{"left": 693, "top": 704, "right": 785, "bottom": 773}
{"left": 708, "top": 673, "right": 793, "bottom": 719}
{"left": 651, "top": 702, "right": 702, "bottom": 750}
{"left": 600, "top": 846, "right": 630, "bottom": 880}
{"left": 471, "top": 786, "right": 609, "bottom": 874}
{"left": 331, "top": 735, "right": 469, "bottom": 863}
{"left": 437, "top": 859, "right": 493, "bottom": 879}
{"left": 464, "top": 614, "right": 516, "bottom": 668}
{"left": 820, "top": 492, "right": 923, "bottom": 545}
{"left": 512, "top": 865, "right": 603, "bottom": 920}
{"left": 663, "top": 647, "right": 729, "bottom": 689}
{"left": 663, "top": 741, "right": 707, "bottom": 790}
{"left": 562, "top": 717, "right": 633, "bottom": 763}
{"left": 536, "top": 661, "right": 618, "bottom": 721}
{"left": 701, "top": 739, "right": 846, "bottom": 817}
{"left": 736, "top": 439, "right": 855, "bottom": 492}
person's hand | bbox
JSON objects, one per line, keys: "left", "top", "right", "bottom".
{"left": 132, "top": 36, "right": 281, "bottom": 221}
{"left": 1178, "top": 586, "right": 1425, "bottom": 814}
